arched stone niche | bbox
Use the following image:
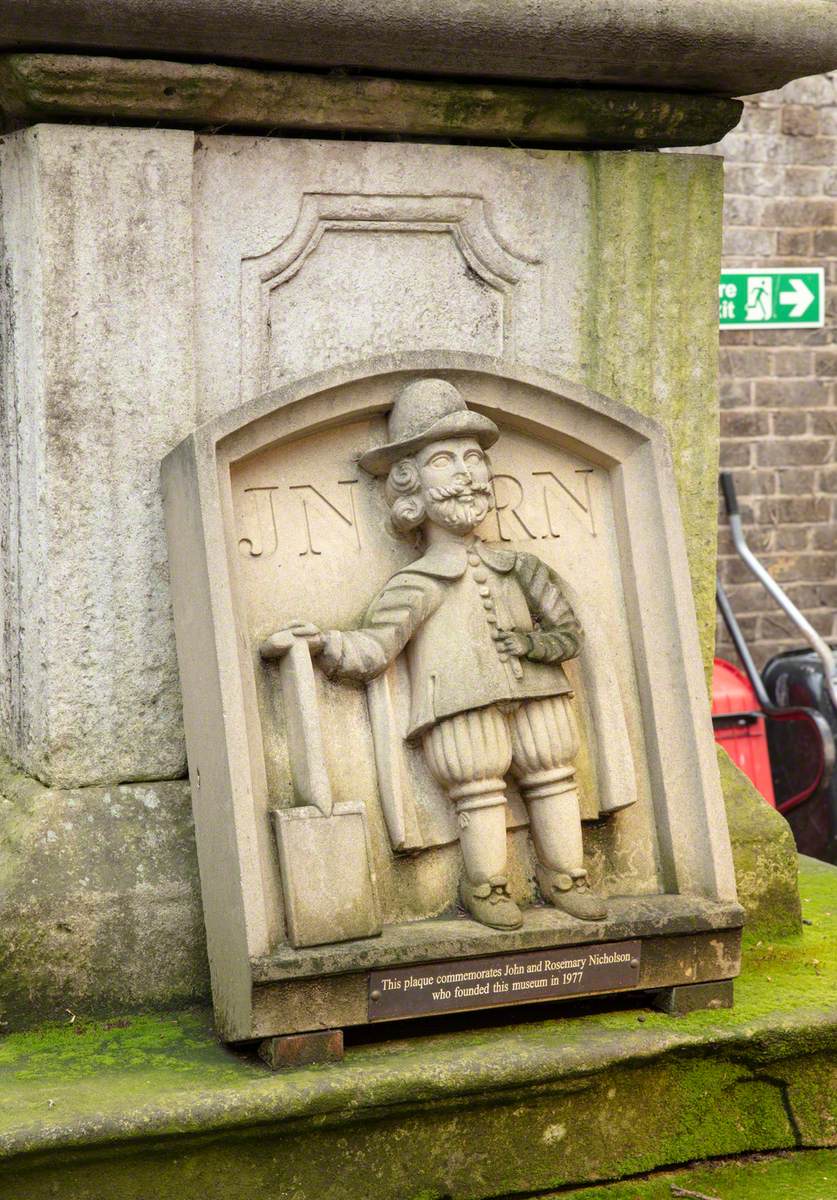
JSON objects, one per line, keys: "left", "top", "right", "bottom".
{"left": 162, "top": 352, "right": 740, "bottom": 1041}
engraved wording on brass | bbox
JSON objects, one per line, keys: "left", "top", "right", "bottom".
{"left": 368, "top": 939, "right": 641, "bottom": 1020}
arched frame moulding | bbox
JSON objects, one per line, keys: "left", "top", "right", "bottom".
{"left": 239, "top": 194, "right": 539, "bottom": 397}
{"left": 162, "top": 352, "right": 738, "bottom": 1041}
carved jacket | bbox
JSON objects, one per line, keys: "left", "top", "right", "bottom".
{"left": 319, "top": 539, "right": 582, "bottom": 740}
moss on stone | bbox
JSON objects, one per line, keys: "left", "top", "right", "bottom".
{"left": 718, "top": 746, "right": 803, "bottom": 938}
{"left": 537, "top": 1148, "right": 837, "bottom": 1198}
{"left": 581, "top": 151, "right": 723, "bottom": 684}
{"left": 0, "top": 759, "right": 209, "bottom": 1031}
{"left": 0, "top": 53, "right": 743, "bottom": 148}
{"left": 0, "top": 857, "right": 833, "bottom": 1199}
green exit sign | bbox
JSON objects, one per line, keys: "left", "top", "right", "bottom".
{"left": 719, "top": 268, "right": 825, "bottom": 329}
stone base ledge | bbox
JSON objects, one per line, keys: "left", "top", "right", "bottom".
{"left": 0, "top": 856, "right": 833, "bottom": 1200}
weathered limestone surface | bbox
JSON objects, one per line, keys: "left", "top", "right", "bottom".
{"left": 0, "top": 125, "right": 195, "bottom": 787}
{"left": 0, "top": 855, "right": 833, "bottom": 1200}
{"left": 718, "top": 745, "right": 803, "bottom": 938}
{"left": 0, "top": 54, "right": 744, "bottom": 148}
{"left": 1, "top": 0, "right": 835, "bottom": 95}
{"left": 0, "top": 759, "right": 209, "bottom": 1028}
{"left": 0, "top": 130, "right": 724, "bottom": 788}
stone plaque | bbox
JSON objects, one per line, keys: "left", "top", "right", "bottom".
{"left": 162, "top": 352, "right": 740, "bottom": 1041}
{"left": 368, "top": 939, "right": 642, "bottom": 1021}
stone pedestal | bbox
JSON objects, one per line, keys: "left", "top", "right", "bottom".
{"left": 0, "top": 0, "right": 829, "bottom": 1046}
{"left": 0, "top": 111, "right": 801, "bottom": 1031}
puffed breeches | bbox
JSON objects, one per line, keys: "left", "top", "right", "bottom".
{"left": 422, "top": 694, "right": 579, "bottom": 810}
{"left": 421, "top": 695, "right": 584, "bottom": 883}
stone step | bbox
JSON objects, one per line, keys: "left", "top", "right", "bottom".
{"left": 0, "top": 855, "right": 833, "bottom": 1200}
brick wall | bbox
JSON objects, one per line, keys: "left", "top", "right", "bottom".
{"left": 707, "top": 72, "right": 837, "bottom": 668}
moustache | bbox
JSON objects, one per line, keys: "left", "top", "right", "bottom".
{"left": 427, "top": 481, "right": 492, "bottom": 501}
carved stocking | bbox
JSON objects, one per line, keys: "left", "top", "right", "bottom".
{"left": 422, "top": 705, "right": 512, "bottom": 885}
{"left": 509, "top": 694, "right": 584, "bottom": 875}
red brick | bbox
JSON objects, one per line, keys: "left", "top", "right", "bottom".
{"left": 811, "top": 411, "right": 837, "bottom": 434}
{"left": 720, "top": 442, "right": 753, "bottom": 468}
{"left": 777, "top": 230, "right": 814, "bottom": 255}
{"left": 776, "top": 467, "right": 817, "bottom": 494}
{"left": 772, "top": 348, "right": 814, "bottom": 377}
{"left": 721, "top": 410, "right": 769, "bottom": 438}
{"left": 771, "top": 411, "right": 808, "bottom": 436}
{"left": 754, "top": 380, "right": 831, "bottom": 407}
{"left": 756, "top": 439, "right": 832, "bottom": 467}
{"left": 781, "top": 106, "right": 820, "bottom": 137}
{"left": 814, "top": 228, "right": 837, "bottom": 255}
{"left": 782, "top": 166, "right": 827, "bottom": 196}
{"left": 814, "top": 351, "right": 837, "bottom": 377}
{"left": 762, "top": 198, "right": 835, "bottom": 225}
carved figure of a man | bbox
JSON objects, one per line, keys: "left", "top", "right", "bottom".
{"left": 262, "top": 378, "right": 606, "bottom": 930}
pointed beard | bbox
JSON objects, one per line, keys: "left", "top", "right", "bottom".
{"left": 425, "top": 485, "right": 491, "bottom": 534}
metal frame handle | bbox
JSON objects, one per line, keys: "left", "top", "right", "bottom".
{"left": 720, "top": 471, "right": 837, "bottom": 713}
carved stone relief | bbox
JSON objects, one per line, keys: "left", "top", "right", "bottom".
{"left": 162, "top": 353, "right": 738, "bottom": 1039}
{"left": 230, "top": 379, "right": 659, "bottom": 948}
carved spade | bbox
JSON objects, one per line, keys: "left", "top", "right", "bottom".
{"left": 263, "top": 630, "right": 381, "bottom": 948}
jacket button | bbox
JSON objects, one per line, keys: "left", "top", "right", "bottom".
{"left": 483, "top": 599, "right": 494, "bottom": 611}
{"left": 478, "top": 586, "right": 490, "bottom": 597}
{"left": 472, "top": 569, "right": 488, "bottom": 583}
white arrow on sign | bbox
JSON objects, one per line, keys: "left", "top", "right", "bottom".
{"left": 779, "top": 277, "right": 815, "bottom": 318}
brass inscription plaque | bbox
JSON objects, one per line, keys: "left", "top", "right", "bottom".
{"left": 368, "top": 939, "right": 641, "bottom": 1021}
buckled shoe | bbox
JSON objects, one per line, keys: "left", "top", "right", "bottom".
{"left": 537, "top": 867, "right": 607, "bottom": 921}
{"left": 460, "top": 875, "right": 523, "bottom": 929}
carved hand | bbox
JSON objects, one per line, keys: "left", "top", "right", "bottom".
{"left": 497, "top": 630, "right": 531, "bottom": 658}
{"left": 259, "top": 621, "right": 325, "bottom": 660}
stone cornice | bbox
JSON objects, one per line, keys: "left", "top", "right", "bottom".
{"left": 1, "top": 0, "right": 835, "bottom": 97}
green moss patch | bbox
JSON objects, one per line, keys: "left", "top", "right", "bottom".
{"left": 542, "top": 1148, "right": 837, "bottom": 1199}
{"left": 0, "top": 858, "right": 833, "bottom": 1198}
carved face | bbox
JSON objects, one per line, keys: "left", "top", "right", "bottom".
{"left": 415, "top": 437, "right": 492, "bottom": 535}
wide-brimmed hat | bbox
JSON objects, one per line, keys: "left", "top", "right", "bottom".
{"left": 359, "top": 378, "right": 499, "bottom": 476}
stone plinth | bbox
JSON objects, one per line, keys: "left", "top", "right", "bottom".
{"left": 0, "top": 127, "right": 724, "bottom": 790}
